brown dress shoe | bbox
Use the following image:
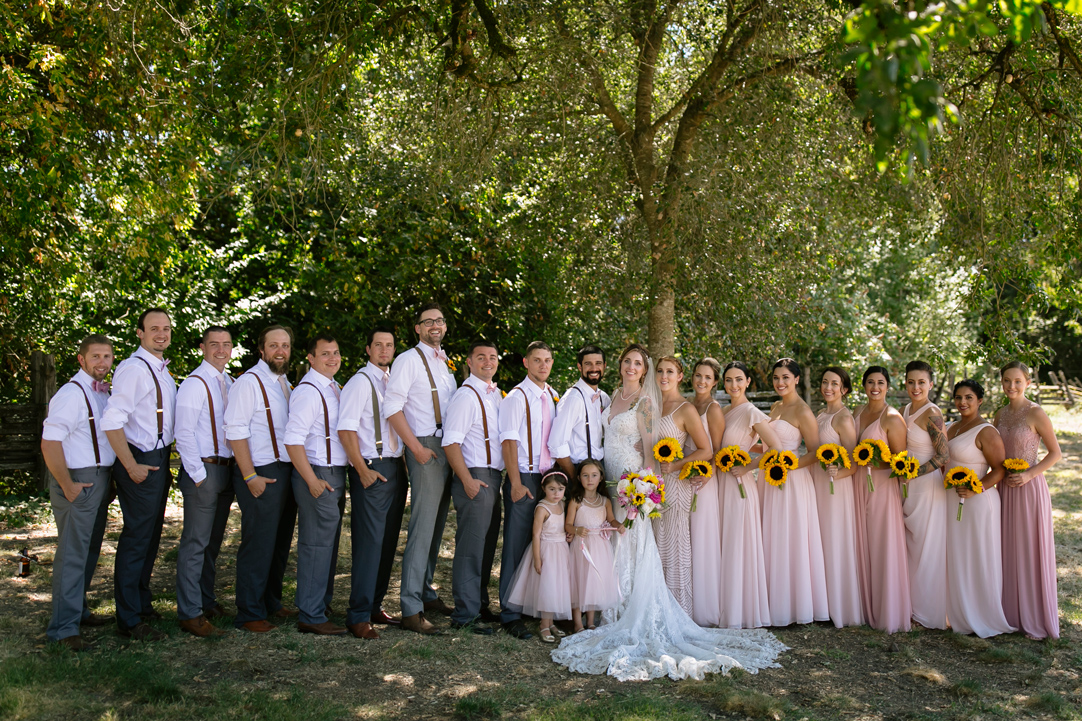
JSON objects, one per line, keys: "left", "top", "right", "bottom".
{"left": 140, "top": 608, "right": 164, "bottom": 622}
{"left": 240, "top": 619, "right": 277, "bottom": 633}
{"left": 297, "top": 621, "right": 347, "bottom": 636}
{"left": 423, "top": 598, "right": 454, "bottom": 616}
{"left": 347, "top": 622, "right": 380, "bottom": 640}
{"left": 203, "top": 604, "right": 227, "bottom": 620}
{"left": 372, "top": 609, "right": 401, "bottom": 626}
{"left": 180, "top": 615, "right": 225, "bottom": 638}
{"left": 81, "top": 612, "right": 115, "bottom": 627}
{"left": 402, "top": 612, "right": 443, "bottom": 635}
{"left": 272, "top": 607, "right": 299, "bottom": 619}
{"left": 56, "top": 635, "right": 92, "bottom": 651}
{"left": 118, "top": 622, "right": 166, "bottom": 642}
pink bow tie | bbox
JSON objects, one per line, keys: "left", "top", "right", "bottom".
{"left": 591, "top": 391, "right": 602, "bottom": 403}
{"left": 92, "top": 380, "right": 110, "bottom": 394}
{"left": 485, "top": 383, "right": 499, "bottom": 394}
{"left": 434, "top": 349, "right": 447, "bottom": 362}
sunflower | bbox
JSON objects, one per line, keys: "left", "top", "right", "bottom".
{"left": 446, "top": 358, "right": 457, "bottom": 373}
{"left": 733, "top": 448, "right": 752, "bottom": 467}
{"left": 904, "top": 456, "right": 920, "bottom": 477}
{"left": 715, "top": 448, "right": 735, "bottom": 473}
{"left": 692, "top": 460, "right": 712, "bottom": 476}
{"left": 854, "top": 441, "right": 875, "bottom": 466}
{"left": 764, "top": 463, "right": 788, "bottom": 487}
{"left": 944, "top": 466, "right": 981, "bottom": 492}
{"left": 889, "top": 450, "right": 918, "bottom": 480}
{"left": 816, "top": 444, "right": 839, "bottom": 465}
{"left": 654, "top": 438, "right": 684, "bottom": 464}
{"left": 1003, "top": 458, "right": 1030, "bottom": 472}
{"left": 758, "top": 449, "right": 780, "bottom": 471}
{"left": 776, "top": 450, "right": 798, "bottom": 470}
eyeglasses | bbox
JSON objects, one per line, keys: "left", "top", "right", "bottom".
{"left": 419, "top": 318, "right": 446, "bottom": 328}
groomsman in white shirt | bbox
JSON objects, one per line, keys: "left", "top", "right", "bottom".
{"left": 101, "top": 308, "right": 177, "bottom": 641}
{"left": 550, "top": 345, "right": 609, "bottom": 477}
{"left": 338, "top": 326, "right": 407, "bottom": 640}
{"left": 384, "top": 303, "right": 457, "bottom": 635}
{"left": 497, "top": 340, "right": 558, "bottom": 639}
{"left": 224, "top": 325, "right": 296, "bottom": 632}
{"left": 173, "top": 326, "right": 234, "bottom": 637}
{"left": 443, "top": 341, "right": 503, "bottom": 634}
{"left": 283, "top": 335, "right": 348, "bottom": 635}
{"left": 41, "top": 335, "right": 117, "bottom": 650}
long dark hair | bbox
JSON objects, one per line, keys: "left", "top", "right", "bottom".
{"left": 567, "top": 459, "right": 609, "bottom": 504}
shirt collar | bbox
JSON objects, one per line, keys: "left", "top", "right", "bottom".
{"left": 134, "top": 345, "right": 168, "bottom": 371}
{"left": 74, "top": 369, "right": 97, "bottom": 388}
{"left": 464, "top": 375, "right": 495, "bottom": 392}
{"left": 301, "top": 368, "right": 336, "bottom": 388}
{"left": 363, "top": 362, "right": 388, "bottom": 378}
{"left": 254, "top": 359, "right": 285, "bottom": 380}
{"left": 194, "top": 360, "right": 228, "bottom": 381}
{"left": 518, "top": 378, "right": 549, "bottom": 398}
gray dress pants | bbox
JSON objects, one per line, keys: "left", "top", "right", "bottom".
{"left": 175, "top": 462, "right": 234, "bottom": 620}
{"left": 233, "top": 461, "right": 294, "bottom": 626}
{"left": 399, "top": 436, "right": 452, "bottom": 617}
{"left": 498, "top": 472, "right": 542, "bottom": 623}
{"left": 450, "top": 467, "right": 503, "bottom": 625}
{"left": 47, "top": 466, "right": 110, "bottom": 641}
{"left": 292, "top": 465, "right": 346, "bottom": 625}
{"left": 346, "top": 457, "right": 407, "bottom": 625}
{"left": 112, "top": 445, "right": 172, "bottom": 630}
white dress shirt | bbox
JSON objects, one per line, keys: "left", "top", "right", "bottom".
{"left": 339, "top": 362, "right": 403, "bottom": 460}
{"left": 549, "top": 379, "right": 609, "bottom": 463}
{"left": 383, "top": 343, "right": 457, "bottom": 438}
{"left": 225, "top": 359, "right": 291, "bottom": 466}
{"left": 101, "top": 345, "right": 177, "bottom": 452}
{"left": 498, "top": 378, "right": 558, "bottom": 474}
{"left": 284, "top": 369, "right": 347, "bottom": 467}
{"left": 42, "top": 370, "right": 118, "bottom": 469}
{"left": 442, "top": 375, "right": 504, "bottom": 471}
{"left": 174, "top": 360, "right": 233, "bottom": 483}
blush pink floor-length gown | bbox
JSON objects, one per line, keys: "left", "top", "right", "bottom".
{"left": 689, "top": 403, "right": 723, "bottom": 627}
{"left": 945, "top": 422, "right": 1014, "bottom": 638}
{"left": 996, "top": 402, "right": 1060, "bottom": 639}
{"left": 812, "top": 409, "right": 864, "bottom": 628}
{"left": 715, "top": 402, "right": 771, "bottom": 628}
{"left": 652, "top": 406, "right": 694, "bottom": 616}
{"left": 851, "top": 407, "right": 911, "bottom": 634}
{"left": 901, "top": 402, "right": 948, "bottom": 630}
{"left": 761, "top": 418, "right": 828, "bottom": 626}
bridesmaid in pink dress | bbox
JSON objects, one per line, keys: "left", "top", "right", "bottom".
{"left": 652, "top": 357, "right": 713, "bottom": 617}
{"left": 716, "top": 361, "right": 777, "bottom": 628}
{"left": 687, "top": 359, "right": 726, "bottom": 627}
{"left": 813, "top": 367, "right": 864, "bottom": 628}
{"left": 995, "top": 362, "right": 1062, "bottom": 639}
{"left": 946, "top": 379, "right": 1014, "bottom": 638}
{"left": 900, "top": 361, "right": 950, "bottom": 630}
{"left": 852, "top": 366, "right": 911, "bottom": 634}
{"left": 761, "top": 359, "right": 829, "bottom": 626}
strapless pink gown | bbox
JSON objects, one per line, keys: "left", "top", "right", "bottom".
{"left": 852, "top": 407, "right": 911, "bottom": 634}
{"left": 761, "top": 418, "right": 828, "bottom": 626}
{"left": 813, "top": 409, "right": 863, "bottom": 628}
{"left": 901, "top": 402, "right": 948, "bottom": 630}
{"left": 945, "top": 423, "right": 1014, "bottom": 637}
{"left": 996, "top": 402, "right": 1059, "bottom": 639}
{"left": 688, "top": 404, "right": 723, "bottom": 627}
{"left": 715, "top": 402, "right": 770, "bottom": 628}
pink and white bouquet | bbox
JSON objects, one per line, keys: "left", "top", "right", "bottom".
{"left": 616, "top": 468, "right": 667, "bottom": 529}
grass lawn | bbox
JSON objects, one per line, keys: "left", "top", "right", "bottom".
{"left": 0, "top": 407, "right": 1079, "bottom": 720}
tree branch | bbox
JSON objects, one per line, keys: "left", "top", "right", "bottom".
{"left": 634, "top": 0, "right": 679, "bottom": 133}
{"left": 1043, "top": 3, "right": 1082, "bottom": 78}
{"left": 473, "top": 0, "right": 517, "bottom": 59}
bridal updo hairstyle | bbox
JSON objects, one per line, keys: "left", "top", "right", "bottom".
{"left": 905, "top": 360, "right": 935, "bottom": 383}
{"left": 617, "top": 343, "right": 651, "bottom": 386}
{"left": 772, "top": 358, "right": 802, "bottom": 381}
{"left": 953, "top": 378, "right": 985, "bottom": 400}
{"left": 1000, "top": 360, "right": 1031, "bottom": 379}
{"left": 862, "top": 365, "right": 891, "bottom": 386}
{"left": 693, "top": 358, "right": 722, "bottom": 385}
{"left": 819, "top": 366, "right": 852, "bottom": 396}
{"left": 568, "top": 459, "right": 609, "bottom": 503}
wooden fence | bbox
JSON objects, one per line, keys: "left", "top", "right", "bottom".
{"left": 0, "top": 352, "right": 56, "bottom": 490}
{"left": 1037, "top": 370, "right": 1081, "bottom": 408}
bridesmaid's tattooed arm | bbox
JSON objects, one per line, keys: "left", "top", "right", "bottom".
{"left": 917, "top": 414, "right": 950, "bottom": 476}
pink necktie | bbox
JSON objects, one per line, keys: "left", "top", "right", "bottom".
{"left": 382, "top": 371, "right": 390, "bottom": 387}
{"left": 539, "top": 390, "right": 553, "bottom": 471}
{"left": 331, "top": 382, "right": 340, "bottom": 401}
{"left": 218, "top": 375, "right": 229, "bottom": 413}
{"left": 591, "top": 390, "right": 601, "bottom": 403}
{"left": 277, "top": 375, "right": 291, "bottom": 403}
{"left": 92, "top": 380, "right": 110, "bottom": 394}
{"left": 380, "top": 372, "right": 398, "bottom": 452}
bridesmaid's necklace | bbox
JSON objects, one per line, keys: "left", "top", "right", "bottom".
{"left": 953, "top": 413, "right": 982, "bottom": 436}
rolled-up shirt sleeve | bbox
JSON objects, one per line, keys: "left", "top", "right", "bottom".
{"left": 224, "top": 377, "right": 256, "bottom": 441}
{"left": 174, "top": 379, "right": 208, "bottom": 483}
{"left": 41, "top": 390, "right": 79, "bottom": 443}
{"left": 337, "top": 376, "right": 368, "bottom": 433}
{"left": 441, "top": 389, "right": 477, "bottom": 447}
{"left": 101, "top": 362, "right": 147, "bottom": 432}
{"left": 498, "top": 390, "right": 524, "bottom": 444}
{"left": 283, "top": 386, "right": 319, "bottom": 447}
{"left": 382, "top": 355, "right": 413, "bottom": 418}
{"left": 548, "top": 391, "right": 582, "bottom": 459}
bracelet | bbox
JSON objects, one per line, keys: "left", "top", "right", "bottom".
{"left": 243, "top": 472, "right": 257, "bottom": 483}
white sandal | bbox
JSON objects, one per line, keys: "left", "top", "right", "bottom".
{"left": 539, "top": 626, "right": 556, "bottom": 643}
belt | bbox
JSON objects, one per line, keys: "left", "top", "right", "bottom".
{"left": 202, "top": 456, "right": 235, "bottom": 466}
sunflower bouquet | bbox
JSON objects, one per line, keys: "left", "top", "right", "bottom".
{"left": 759, "top": 449, "right": 792, "bottom": 489}
{"left": 616, "top": 468, "right": 667, "bottom": 529}
{"left": 1003, "top": 458, "right": 1030, "bottom": 473}
{"left": 716, "top": 445, "right": 753, "bottom": 498}
{"left": 944, "top": 466, "right": 983, "bottom": 521}
{"left": 654, "top": 437, "right": 684, "bottom": 466}
{"left": 854, "top": 438, "right": 892, "bottom": 493}
{"left": 680, "top": 460, "right": 713, "bottom": 511}
{"left": 889, "top": 450, "right": 920, "bottom": 498}
{"left": 815, "top": 443, "right": 851, "bottom": 494}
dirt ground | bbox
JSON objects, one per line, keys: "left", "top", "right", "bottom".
{"left": 0, "top": 409, "right": 1079, "bottom": 720}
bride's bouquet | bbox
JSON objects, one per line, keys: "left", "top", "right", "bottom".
{"left": 616, "top": 469, "right": 667, "bottom": 529}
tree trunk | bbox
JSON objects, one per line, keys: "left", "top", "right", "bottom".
{"left": 647, "top": 284, "right": 675, "bottom": 358}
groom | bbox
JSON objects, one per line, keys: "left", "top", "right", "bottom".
{"left": 550, "top": 344, "right": 608, "bottom": 478}
{"left": 497, "top": 341, "right": 558, "bottom": 640}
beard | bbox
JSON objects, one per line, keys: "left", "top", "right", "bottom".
{"left": 264, "top": 355, "right": 289, "bottom": 375}
{"left": 580, "top": 371, "right": 602, "bottom": 387}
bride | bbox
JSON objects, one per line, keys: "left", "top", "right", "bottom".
{"left": 551, "top": 344, "right": 787, "bottom": 681}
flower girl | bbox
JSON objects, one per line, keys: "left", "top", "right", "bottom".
{"left": 506, "top": 470, "right": 573, "bottom": 642}
{"left": 565, "top": 460, "right": 624, "bottom": 632}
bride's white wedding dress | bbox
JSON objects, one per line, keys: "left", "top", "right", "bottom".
{"left": 551, "top": 399, "right": 787, "bottom": 681}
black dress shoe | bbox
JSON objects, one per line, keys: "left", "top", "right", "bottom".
{"left": 450, "top": 620, "right": 494, "bottom": 635}
{"left": 423, "top": 598, "right": 454, "bottom": 616}
{"left": 502, "top": 619, "right": 533, "bottom": 640}
{"left": 478, "top": 606, "right": 501, "bottom": 623}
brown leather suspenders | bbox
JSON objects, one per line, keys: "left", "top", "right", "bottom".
{"left": 69, "top": 382, "right": 102, "bottom": 466}
{"left": 298, "top": 381, "right": 332, "bottom": 465}
{"left": 134, "top": 357, "right": 165, "bottom": 448}
{"left": 359, "top": 372, "right": 384, "bottom": 460}
{"left": 414, "top": 346, "right": 443, "bottom": 434}
{"left": 513, "top": 385, "right": 557, "bottom": 472}
{"left": 193, "top": 375, "right": 220, "bottom": 457}
{"left": 248, "top": 373, "right": 283, "bottom": 460}
{"left": 462, "top": 385, "right": 493, "bottom": 466}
